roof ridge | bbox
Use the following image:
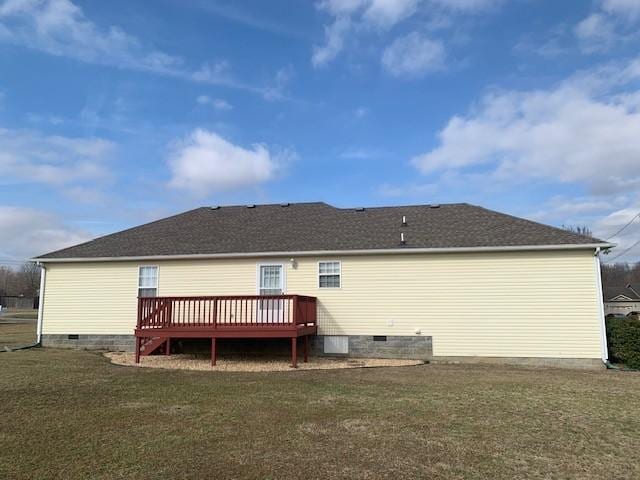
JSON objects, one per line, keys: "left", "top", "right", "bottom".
{"left": 204, "top": 201, "right": 332, "bottom": 208}
{"left": 339, "top": 202, "right": 466, "bottom": 210}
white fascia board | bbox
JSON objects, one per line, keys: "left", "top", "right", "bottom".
{"left": 32, "top": 242, "right": 614, "bottom": 263}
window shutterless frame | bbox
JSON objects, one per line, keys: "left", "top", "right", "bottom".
{"left": 318, "top": 260, "right": 341, "bottom": 289}
{"left": 138, "top": 265, "right": 159, "bottom": 297}
{"left": 255, "top": 262, "right": 287, "bottom": 323}
{"left": 256, "top": 262, "right": 286, "bottom": 295}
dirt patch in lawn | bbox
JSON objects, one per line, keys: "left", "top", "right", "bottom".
{"left": 106, "top": 352, "right": 424, "bottom": 371}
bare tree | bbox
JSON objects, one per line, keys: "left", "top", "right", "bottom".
{"left": 20, "top": 262, "right": 41, "bottom": 297}
{"left": 0, "top": 263, "right": 41, "bottom": 297}
{"left": 0, "top": 266, "right": 17, "bottom": 297}
{"left": 562, "top": 225, "right": 593, "bottom": 237}
{"left": 601, "top": 262, "right": 640, "bottom": 289}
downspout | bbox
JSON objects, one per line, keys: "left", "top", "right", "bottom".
{"left": 1, "top": 263, "right": 45, "bottom": 352}
{"left": 593, "top": 248, "right": 609, "bottom": 365}
{"left": 36, "top": 262, "right": 46, "bottom": 345}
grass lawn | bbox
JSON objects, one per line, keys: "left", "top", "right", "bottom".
{"left": 1, "top": 349, "right": 640, "bottom": 479}
{"left": 0, "top": 319, "right": 36, "bottom": 348}
{"left": 0, "top": 309, "right": 38, "bottom": 320}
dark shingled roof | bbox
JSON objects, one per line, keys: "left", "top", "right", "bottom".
{"left": 603, "top": 284, "right": 640, "bottom": 301}
{"left": 36, "top": 202, "right": 608, "bottom": 260}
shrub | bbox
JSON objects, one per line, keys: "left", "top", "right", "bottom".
{"left": 606, "top": 316, "right": 640, "bottom": 369}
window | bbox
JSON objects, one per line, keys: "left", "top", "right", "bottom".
{"left": 258, "top": 264, "right": 285, "bottom": 317}
{"left": 319, "top": 261, "right": 341, "bottom": 288}
{"left": 138, "top": 266, "right": 158, "bottom": 297}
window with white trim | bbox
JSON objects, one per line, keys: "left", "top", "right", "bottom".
{"left": 319, "top": 261, "right": 341, "bottom": 288}
{"left": 138, "top": 266, "right": 158, "bottom": 297}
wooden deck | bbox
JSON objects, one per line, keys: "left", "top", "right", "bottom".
{"left": 135, "top": 295, "right": 317, "bottom": 367}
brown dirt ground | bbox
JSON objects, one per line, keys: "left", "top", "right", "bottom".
{"left": 107, "top": 352, "right": 424, "bottom": 371}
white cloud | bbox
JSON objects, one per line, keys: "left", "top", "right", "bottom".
{"left": 574, "top": 0, "right": 640, "bottom": 53}
{"left": 411, "top": 57, "right": 640, "bottom": 194}
{"left": 312, "top": 15, "right": 351, "bottom": 67}
{"left": 168, "top": 129, "right": 288, "bottom": 196}
{"left": 429, "top": 0, "right": 501, "bottom": 11}
{"left": 262, "top": 65, "right": 294, "bottom": 101}
{"left": 574, "top": 14, "right": 616, "bottom": 53}
{"left": 0, "top": 0, "right": 182, "bottom": 73}
{"left": 196, "top": 95, "right": 233, "bottom": 111}
{"left": 0, "top": 127, "right": 114, "bottom": 187}
{"left": 0, "top": 206, "right": 91, "bottom": 261}
{"left": 525, "top": 194, "right": 640, "bottom": 262}
{"left": 313, "top": 0, "right": 500, "bottom": 68}
{"left": 382, "top": 32, "right": 445, "bottom": 77}
{"left": 601, "top": 0, "right": 640, "bottom": 19}
{"left": 0, "top": 0, "right": 277, "bottom": 97}
{"left": 405, "top": 57, "right": 640, "bottom": 262}
{"left": 191, "top": 60, "right": 233, "bottom": 84}
{"left": 362, "top": 0, "right": 420, "bottom": 29}
{"left": 594, "top": 201, "right": 640, "bottom": 262}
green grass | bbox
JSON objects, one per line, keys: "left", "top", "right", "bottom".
{"left": 2, "top": 349, "right": 640, "bottom": 479}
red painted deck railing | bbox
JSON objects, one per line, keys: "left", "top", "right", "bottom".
{"left": 137, "top": 295, "right": 317, "bottom": 330}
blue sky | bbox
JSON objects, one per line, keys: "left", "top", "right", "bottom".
{"left": 1, "top": 0, "right": 640, "bottom": 264}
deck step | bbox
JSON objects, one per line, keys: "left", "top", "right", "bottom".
{"left": 139, "top": 336, "right": 167, "bottom": 356}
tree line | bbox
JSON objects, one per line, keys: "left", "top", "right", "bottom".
{"left": 601, "top": 262, "right": 640, "bottom": 289}
{"left": 0, "top": 263, "right": 41, "bottom": 298}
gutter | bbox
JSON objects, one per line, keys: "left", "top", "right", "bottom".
{"left": 1, "top": 264, "right": 45, "bottom": 352}
{"left": 32, "top": 242, "right": 615, "bottom": 263}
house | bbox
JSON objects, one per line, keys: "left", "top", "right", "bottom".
{"left": 603, "top": 284, "right": 640, "bottom": 316}
{"left": 33, "top": 202, "right": 612, "bottom": 368}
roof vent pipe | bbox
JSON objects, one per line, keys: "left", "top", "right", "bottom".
{"left": 401, "top": 215, "right": 407, "bottom": 226}
{"left": 400, "top": 232, "right": 406, "bottom": 245}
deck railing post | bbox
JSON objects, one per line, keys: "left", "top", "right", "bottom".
{"left": 135, "top": 337, "right": 141, "bottom": 364}
{"left": 292, "top": 295, "right": 299, "bottom": 325}
{"left": 137, "top": 298, "right": 142, "bottom": 329}
{"left": 291, "top": 337, "right": 297, "bottom": 368}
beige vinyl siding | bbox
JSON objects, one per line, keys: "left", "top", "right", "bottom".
{"left": 42, "top": 249, "right": 603, "bottom": 358}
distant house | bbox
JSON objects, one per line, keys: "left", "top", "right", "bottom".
{"left": 33, "top": 202, "right": 612, "bottom": 368}
{"left": 603, "top": 284, "right": 640, "bottom": 316}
